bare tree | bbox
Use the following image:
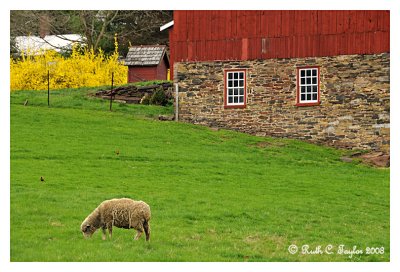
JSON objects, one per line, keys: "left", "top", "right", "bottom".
{"left": 78, "top": 10, "right": 120, "bottom": 52}
{"left": 10, "top": 10, "right": 173, "bottom": 54}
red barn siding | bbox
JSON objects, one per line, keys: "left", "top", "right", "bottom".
{"left": 127, "top": 57, "right": 169, "bottom": 83}
{"left": 156, "top": 58, "right": 169, "bottom": 80}
{"left": 169, "top": 10, "right": 390, "bottom": 65}
{"left": 128, "top": 66, "right": 157, "bottom": 82}
{"left": 168, "top": 27, "right": 175, "bottom": 80}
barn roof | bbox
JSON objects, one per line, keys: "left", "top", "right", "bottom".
{"left": 160, "top": 20, "right": 174, "bottom": 31}
{"left": 124, "top": 45, "right": 169, "bottom": 66}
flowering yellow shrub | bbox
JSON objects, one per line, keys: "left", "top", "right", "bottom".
{"left": 10, "top": 37, "right": 127, "bottom": 91}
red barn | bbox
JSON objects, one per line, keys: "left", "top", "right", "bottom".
{"left": 125, "top": 45, "right": 170, "bottom": 83}
{"left": 162, "top": 11, "right": 390, "bottom": 156}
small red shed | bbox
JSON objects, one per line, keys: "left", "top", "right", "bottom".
{"left": 124, "top": 45, "right": 170, "bottom": 83}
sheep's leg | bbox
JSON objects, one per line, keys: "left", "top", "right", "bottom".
{"left": 134, "top": 227, "right": 143, "bottom": 240}
{"left": 144, "top": 221, "right": 151, "bottom": 241}
{"left": 134, "top": 230, "right": 143, "bottom": 240}
{"left": 101, "top": 226, "right": 107, "bottom": 240}
{"left": 108, "top": 227, "right": 113, "bottom": 239}
{"left": 107, "top": 223, "right": 113, "bottom": 239}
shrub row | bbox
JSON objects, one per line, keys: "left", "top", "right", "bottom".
{"left": 10, "top": 38, "right": 127, "bottom": 91}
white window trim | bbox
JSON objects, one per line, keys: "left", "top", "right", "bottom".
{"left": 225, "top": 70, "right": 246, "bottom": 107}
{"left": 298, "top": 67, "right": 319, "bottom": 104}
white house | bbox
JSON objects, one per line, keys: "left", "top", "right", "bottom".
{"left": 14, "top": 34, "right": 85, "bottom": 54}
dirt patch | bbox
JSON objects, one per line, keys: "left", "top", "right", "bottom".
{"left": 341, "top": 151, "right": 390, "bottom": 168}
{"left": 254, "top": 141, "right": 287, "bottom": 148}
{"left": 358, "top": 152, "right": 390, "bottom": 167}
{"left": 50, "top": 221, "right": 64, "bottom": 227}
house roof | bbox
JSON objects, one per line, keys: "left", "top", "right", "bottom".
{"left": 15, "top": 34, "right": 85, "bottom": 54}
{"left": 124, "top": 45, "right": 169, "bottom": 66}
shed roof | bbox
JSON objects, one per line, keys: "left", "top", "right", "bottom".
{"left": 124, "top": 45, "right": 168, "bottom": 66}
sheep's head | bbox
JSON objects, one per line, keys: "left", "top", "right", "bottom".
{"left": 81, "top": 220, "right": 98, "bottom": 238}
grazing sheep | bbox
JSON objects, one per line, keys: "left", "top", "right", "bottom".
{"left": 80, "top": 198, "right": 151, "bottom": 241}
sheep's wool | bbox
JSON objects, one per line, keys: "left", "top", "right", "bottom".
{"left": 81, "top": 198, "right": 151, "bottom": 241}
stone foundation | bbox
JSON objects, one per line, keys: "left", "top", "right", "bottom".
{"left": 174, "top": 53, "right": 390, "bottom": 154}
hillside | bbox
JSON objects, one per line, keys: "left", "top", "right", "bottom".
{"left": 10, "top": 88, "right": 389, "bottom": 261}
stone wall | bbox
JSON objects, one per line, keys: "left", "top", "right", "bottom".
{"left": 174, "top": 53, "right": 390, "bottom": 154}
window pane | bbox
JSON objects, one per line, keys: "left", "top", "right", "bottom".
{"left": 226, "top": 71, "right": 246, "bottom": 105}
{"left": 312, "top": 93, "right": 318, "bottom": 100}
{"left": 298, "top": 68, "right": 319, "bottom": 103}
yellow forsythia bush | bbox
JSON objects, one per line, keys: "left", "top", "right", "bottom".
{"left": 10, "top": 38, "right": 127, "bottom": 91}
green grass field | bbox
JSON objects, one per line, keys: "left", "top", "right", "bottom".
{"left": 10, "top": 87, "right": 389, "bottom": 261}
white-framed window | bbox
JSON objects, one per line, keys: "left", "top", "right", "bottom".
{"left": 297, "top": 67, "right": 320, "bottom": 105}
{"left": 225, "top": 70, "right": 246, "bottom": 108}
